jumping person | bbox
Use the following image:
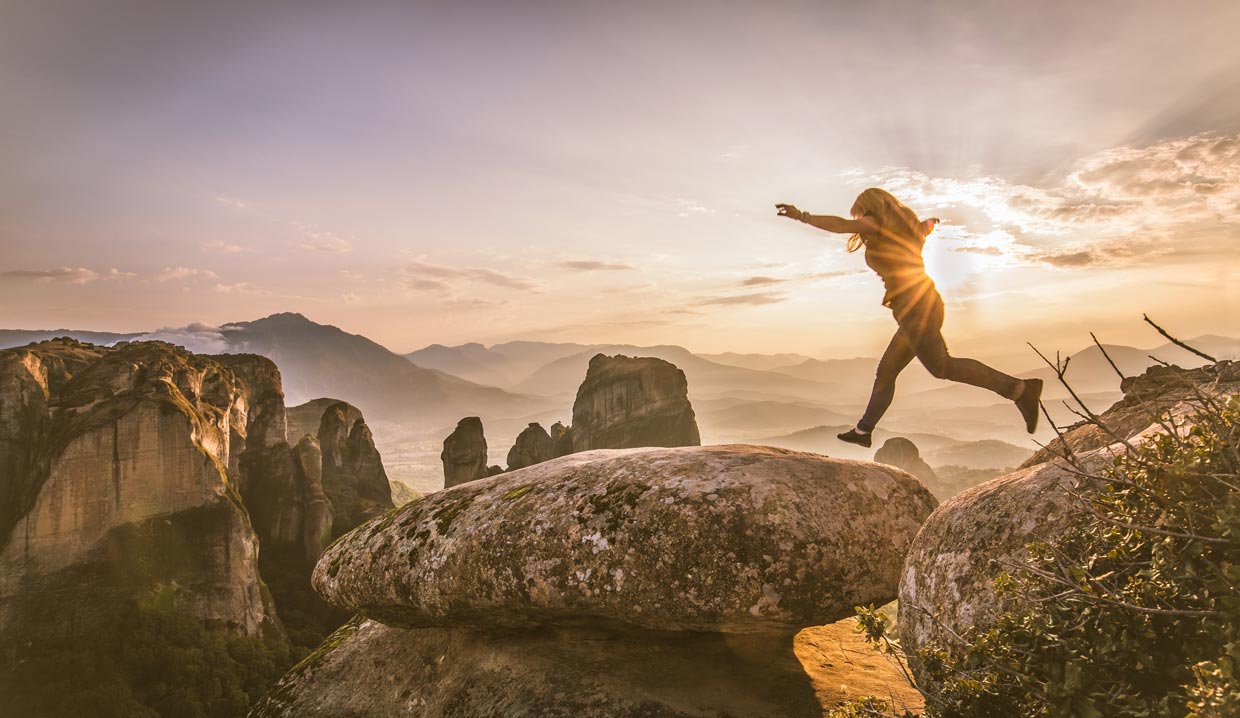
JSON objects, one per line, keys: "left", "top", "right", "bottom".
{"left": 776, "top": 187, "right": 1042, "bottom": 447}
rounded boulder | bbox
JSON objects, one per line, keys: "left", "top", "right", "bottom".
{"left": 313, "top": 444, "right": 938, "bottom": 634}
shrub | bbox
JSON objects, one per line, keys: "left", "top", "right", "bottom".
{"left": 833, "top": 393, "right": 1240, "bottom": 718}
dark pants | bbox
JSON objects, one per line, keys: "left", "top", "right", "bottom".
{"left": 857, "top": 286, "right": 1021, "bottom": 432}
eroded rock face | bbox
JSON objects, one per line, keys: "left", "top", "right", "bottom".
{"left": 441, "top": 416, "right": 488, "bottom": 488}
{"left": 315, "top": 445, "right": 937, "bottom": 634}
{"left": 506, "top": 421, "right": 554, "bottom": 470}
{"left": 874, "top": 437, "right": 937, "bottom": 488}
{"left": 549, "top": 420, "right": 574, "bottom": 458}
{"left": 570, "top": 354, "right": 700, "bottom": 451}
{"left": 0, "top": 339, "right": 281, "bottom": 639}
{"left": 898, "top": 360, "right": 1240, "bottom": 681}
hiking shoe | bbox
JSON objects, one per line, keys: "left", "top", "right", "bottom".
{"left": 837, "top": 428, "right": 873, "bottom": 448}
{"left": 1016, "top": 378, "right": 1043, "bottom": 434}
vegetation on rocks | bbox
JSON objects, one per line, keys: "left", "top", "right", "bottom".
{"left": 832, "top": 387, "right": 1240, "bottom": 718}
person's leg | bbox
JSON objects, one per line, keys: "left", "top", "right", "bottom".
{"left": 855, "top": 329, "right": 917, "bottom": 433}
{"left": 902, "top": 296, "right": 1023, "bottom": 400}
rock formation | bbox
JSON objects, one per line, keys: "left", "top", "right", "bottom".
{"left": 254, "top": 444, "right": 938, "bottom": 717}
{"left": 505, "top": 421, "right": 554, "bottom": 470}
{"left": 441, "top": 416, "right": 489, "bottom": 488}
{"left": 0, "top": 338, "right": 282, "bottom": 641}
{"left": 549, "top": 420, "right": 574, "bottom": 457}
{"left": 569, "top": 353, "right": 700, "bottom": 452}
{"left": 898, "top": 361, "right": 1240, "bottom": 684}
{"left": 318, "top": 402, "right": 393, "bottom": 535}
{"left": 873, "top": 437, "right": 938, "bottom": 488}
{"left": 0, "top": 338, "right": 398, "bottom": 664}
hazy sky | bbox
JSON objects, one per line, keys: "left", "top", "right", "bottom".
{"left": 2, "top": 0, "right": 1238, "bottom": 360}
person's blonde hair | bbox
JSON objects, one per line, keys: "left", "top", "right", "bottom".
{"left": 847, "top": 187, "right": 926, "bottom": 253}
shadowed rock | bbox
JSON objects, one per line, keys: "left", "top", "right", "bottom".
{"left": 570, "top": 354, "right": 700, "bottom": 451}
{"left": 441, "top": 416, "right": 489, "bottom": 488}
{"left": 874, "top": 437, "right": 937, "bottom": 487}
{"left": 505, "top": 421, "right": 554, "bottom": 470}
{"left": 549, "top": 420, "right": 574, "bottom": 457}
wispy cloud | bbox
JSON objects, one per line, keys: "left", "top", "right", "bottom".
{"left": 132, "top": 323, "right": 229, "bottom": 353}
{"left": 200, "top": 239, "right": 247, "bottom": 253}
{"left": 739, "top": 275, "right": 784, "bottom": 287}
{"left": 154, "top": 266, "right": 217, "bottom": 282}
{"left": 555, "top": 259, "right": 635, "bottom": 271}
{"left": 694, "top": 291, "right": 787, "bottom": 307}
{"left": 0, "top": 267, "right": 134, "bottom": 284}
{"left": 402, "top": 258, "right": 540, "bottom": 292}
{"left": 295, "top": 230, "right": 352, "bottom": 254}
{"left": 213, "top": 281, "right": 265, "bottom": 295}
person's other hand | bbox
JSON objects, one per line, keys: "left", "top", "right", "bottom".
{"left": 775, "top": 203, "right": 804, "bottom": 221}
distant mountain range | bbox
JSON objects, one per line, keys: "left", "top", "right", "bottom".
{"left": 4, "top": 314, "right": 1234, "bottom": 492}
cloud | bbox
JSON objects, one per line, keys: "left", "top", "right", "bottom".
{"left": 694, "top": 292, "right": 787, "bottom": 307}
{"left": 676, "top": 198, "right": 715, "bottom": 216}
{"left": 296, "top": 231, "right": 352, "bottom": 254}
{"left": 846, "top": 132, "right": 1240, "bottom": 268}
{"left": 740, "top": 276, "right": 784, "bottom": 287}
{"left": 200, "top": 240, "right": 246, "bottom": 253}
{"left": 131, "top": 323, "right": 230, "bottom": 354}
{"left": 213, "top": 195, "right": 248, "bottom": 209}
{"left": 213, "top": 281, "right": 265, "bottom": 295}
{"left": 555, "top": 260, "right": 635, "bottom": 271}
{"left": 402, "top": 258, "right": 540, "bottom": 292}
{"left": 341, "top": 292, "right": 360, "bottom": 304}
{"left": 0, "top": 267, "right": 134, "bottom": 284}
{"left": 154, "top": 266, "right": 217, "bottom": 282}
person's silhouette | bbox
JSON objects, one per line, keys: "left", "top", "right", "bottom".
{"left": 776, "top": 187, "right": 1042, "bottom": 447}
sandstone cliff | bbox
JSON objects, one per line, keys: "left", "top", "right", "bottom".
{"left": 0, "top": 338, "right": 282, "bottom": 640}
{"left": 569, "top": 353, "right": 700, "bottom": 451}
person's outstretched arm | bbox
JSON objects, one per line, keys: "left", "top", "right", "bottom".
{"left": 775, "top": 203, "right": 875, "bottom": 235}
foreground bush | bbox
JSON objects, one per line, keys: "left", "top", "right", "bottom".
{"left": 0, "top": 602, "right": 303, "bottom": 718}
{"left": 837, "top": 393, "right": 1240, "bottom": 718}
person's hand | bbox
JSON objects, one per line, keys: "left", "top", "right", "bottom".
{"left": 775, "top": 203, "right": 804, "bottom": 221}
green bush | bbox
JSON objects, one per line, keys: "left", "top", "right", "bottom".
{"left": 0, "top": 602, "right": 303, "bottom": 718}
{"left": 834, "top": 394, "right": 1240, "bottom": 718}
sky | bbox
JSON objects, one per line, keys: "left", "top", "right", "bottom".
{"left": 2, "top": 0, "right": 1238, "bottom": 361}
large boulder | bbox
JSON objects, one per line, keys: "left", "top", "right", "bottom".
{"left": 898, "top": 361, "right": 1240, "bottom": 681}
{"left": 257, "top": 444, "right": 938, "bottom": 718}
{"left": 505, "top": 421, "right": 554, "bottom": 470}
{"left": 441, "top": 416, "right": 489, "bottom": 488}
{"left": 315, "top": 444, "right": 937, "bottom": 634}
{"left": 570, "top": 354, "right": 700, "bottom": 451}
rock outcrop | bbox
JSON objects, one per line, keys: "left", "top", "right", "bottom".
{"left": 255, "top": 444, "right": 938, "bottom": 717}
{"left": 898, "top": 361, "right": 1240, "bottom": 683}
{"left": 874, "top": 437, "right": 938, "bottom": 488}
{"left": 441, "top": 416, "right": 489, "bottom": 488}
{"left": 0, "top": 338, "right": 282, "bottom": 640}
{"left": 549, "top": 420, "right": 574, "bottom": 457}
{"left": 319, "top": 402, "right": 393, "bottom": 535}
{"left": 569, "top": 353, "right": 700, "bottom": 452}
{"left": 505, "top": 421, "right": 554, "bottom": 470}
